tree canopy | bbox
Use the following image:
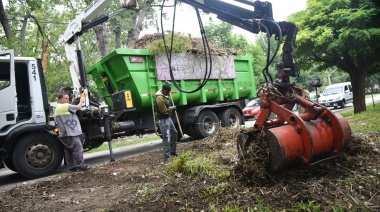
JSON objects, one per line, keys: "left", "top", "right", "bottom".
{"left": 204, "top": 18, "right": 268, "bottom": 88}
{"left": 0, "top": 0, "right": 157, "bottom": 101}
{"left": 290, "top": 0, "right": 380, "bottom": 113}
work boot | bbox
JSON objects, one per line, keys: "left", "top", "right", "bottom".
{"left": 68, "top": 167, "right": 78, "bottom": 172}
{"left": 78, "top": 166, "right": 91, "bottom": 171}
{"left": 164, "top": 157, "right": 172, "bottom": 163}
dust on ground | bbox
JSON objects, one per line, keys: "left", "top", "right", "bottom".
{"left": 0, "top": 129, "right": 379, "bottom": 212}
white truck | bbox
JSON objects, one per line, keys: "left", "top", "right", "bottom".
{"left": 319, "top": 82, "right": 353, "bottom": 109}
{"left": 0, "top": 0, "right": 139, "bottom": 178}
{"left": 0, "top": 50, "right": 63, "bottom": 178}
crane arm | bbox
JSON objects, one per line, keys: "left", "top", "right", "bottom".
{"left": 63, "top": 0, "right": 139, "bottom": 44}
{"left": 63, "top": 0, "right": 138, "bottom": 106}
{"left": 180, "top": 0, "right": 298, "bottom": 79}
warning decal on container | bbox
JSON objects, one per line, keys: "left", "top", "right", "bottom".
{"left": 155, "top": 53, "right": 236, "bottom": 80}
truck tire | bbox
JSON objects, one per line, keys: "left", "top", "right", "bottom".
{"left": 194, "top": 110, "right": 219, "bottom": 139}
{"left": 186, "top": 125, "right": 202, "bottom": 140}
{"left": 221, "top": 108, "right": 242, "bottom": 128}
{"left": 340, "top": 100, "right": 346, "bottom": 108}
{"left": 12, "top": 133, "right": 64, "bottom": 179}
{"left": 4, "top": 157, "right": 17, "bottom": 172}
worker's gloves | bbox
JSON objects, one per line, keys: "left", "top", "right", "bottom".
{"left": 169, "top": 106, "right": 176, "bottom": 110}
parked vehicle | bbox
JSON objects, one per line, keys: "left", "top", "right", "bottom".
{"left": 319, "top": 82, "right": 353, "bottom": 109}
{"left": 242, "top": 99, "right": 261, "bottom": 120}
{"left": 310, "top": 92, "right": 321, "bottom": 103}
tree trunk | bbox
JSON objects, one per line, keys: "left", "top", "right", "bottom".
{"left": 20, "top": 14, "right": 32, "bottom": 55}
{"left": 41, "top": 43, "right": 50, "bottom": 73}
{"left": 93, "top": 25, "right": 109, "bottom": 58}
{"left": 126, "top": 0, "right": 154, "bottom": 47}
{"left": 0, "top": 0, "right": 12, "bottom": 39}
{"left": 114, "top": 27, "right": 122, "bottom": 48}
{"left": 350, "top": 70, "right": 366, "bottom": 114}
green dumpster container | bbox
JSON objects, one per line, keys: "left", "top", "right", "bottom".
{"left": 86, "top": 48, "right": 256, "bottom": 112}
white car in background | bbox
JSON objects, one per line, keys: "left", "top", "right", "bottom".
{"left": 319, "top": 82, "right": 353, "bottom": 109}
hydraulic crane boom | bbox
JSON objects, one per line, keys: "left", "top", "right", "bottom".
{"left": 63, "top": 0, "right": 139, "bottom": 106}
{"left": 179, "top": 0, "right": 298, "bottom": 79}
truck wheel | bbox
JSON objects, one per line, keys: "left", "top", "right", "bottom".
{"left": 194, "top": 110, "right": 219, "bottom": 139}
{"left": 12, "top": 133, "right": 64, "bottom": 179}
{"left": 340, "top": 100, "right": 346, "bottom": 108}
{"left": 187, "top": 125, "right": 201, "bottom": 140}
{"left": 221, "top": 108, "right": 242, "bottom": 128}
{"left": 4, "top": 157, "right": 17, "bottom": 172}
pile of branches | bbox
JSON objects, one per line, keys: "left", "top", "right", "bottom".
{"left": 129, "top": 33, "right": 235, "bottom": 55}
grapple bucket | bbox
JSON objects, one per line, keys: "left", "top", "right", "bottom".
{"left": 265, "top": 113, "right": 351, "bottom": 173}
{"left": 238, "top": 83, "right": 351, "bottom": 173}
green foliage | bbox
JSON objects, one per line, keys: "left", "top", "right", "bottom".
{"left": 290, "top": 200, "right": 321, "bottom": 212}
{"left": 204, "top": 19, "right": 271, "bottom": 88}
{"left": 45, "top": 63, "right": 72, "bottom": 101}
{"left": 296, "top": 67, "right": 350, "bottom": 91}
{"left": 200, "top": 182, "right": 229, "bottom": 197}
{"left": 166, "top": 151, "right": 225, "bottom": 178}
{"left": 330, "top": 206, "right": 345, "bottom": 212}
{"left": 289, "top": 0, "right": 380, "bottom": 113}
{"left": 204, "top": 19, "right": 234, "bottom": 48}
{"left": 254, "top": 34, "right": 281, "bottom": 84}
{"left": 204, "top": 18, "right": 251, "bottom": 51}
{"left": 290, "top": 0, "right": 380, "bottom": 71}
{"left": 211, "top": 201, "right": 272, "bottom": 212}
{"left": 147, "top": 33, "right": 191, "bottom": 53}
{"left": 365, "top": 72, "right": 380, "bottom": 93}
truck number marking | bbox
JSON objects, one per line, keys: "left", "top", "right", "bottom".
{"left": 32, "top": 63, "right": 37, "bottom": 81}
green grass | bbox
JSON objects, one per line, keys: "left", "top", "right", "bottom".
{"left": 85, "top": 134, "right": 160, "bottom": 153}
{"left": 365, "top": 93, "right": 380, "bottom": 98}
{"left": 340, "top": 102, "right": 380, "bottom": 134}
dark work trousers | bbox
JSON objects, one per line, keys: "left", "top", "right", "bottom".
{"left": 157, "top": 118, "right": 178, "bottom": 160}
{"left": 59, "top": 136, "right": 86, "bottom": 169}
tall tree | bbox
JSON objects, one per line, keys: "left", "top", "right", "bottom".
{"left": 290, "top": 0, "right": 380, "bottom": 113}
{"left": 204, "top": 18, "right": 235, "bottom": 49}
{"left": 0, "top": 0, "right": 13, "bottom": 40}
{"left": 126, "top": 0, "right": 155, "bottom": 46}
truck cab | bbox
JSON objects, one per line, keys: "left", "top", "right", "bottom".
{"left": 0, "top": 50, "right": 64, "bottom": 179}
{"left": 0, "top": 51, "right": 48, "bottom": 129}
